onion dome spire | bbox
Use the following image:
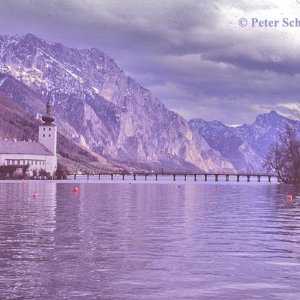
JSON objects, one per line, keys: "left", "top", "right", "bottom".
{"left": 42, "top": 96, "right": 55, "bottom": 124}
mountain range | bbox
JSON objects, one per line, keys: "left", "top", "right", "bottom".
{"left": 190, "top": 111, "right": 300, "bottom": 172}
{"left": 0, "top": 33, "right": 298, "bottom": 173}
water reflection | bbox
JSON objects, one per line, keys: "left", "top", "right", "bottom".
{"left": 0, "top": 182, "right": 300, "bottom": 299}
{"left": 0, "top": 182, "right": 57, "bottom": 299}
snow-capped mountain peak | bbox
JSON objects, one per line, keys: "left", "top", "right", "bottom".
{"left": 0, "top": 33, "right": 235, "bottom": 172}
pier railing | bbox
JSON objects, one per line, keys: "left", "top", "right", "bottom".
{"left": 68, "top": 172, "right": 279, "bottom": 182}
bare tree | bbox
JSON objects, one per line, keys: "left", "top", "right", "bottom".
{"left": 289, "top": 104, "right": 300, "bottom": 121}
{"left": 264, "top": 126, "right": 300, "bottom": 184}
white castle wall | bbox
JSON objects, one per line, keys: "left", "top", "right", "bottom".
{"left": 0, "top": 153, "right": 57, "bottom": 174}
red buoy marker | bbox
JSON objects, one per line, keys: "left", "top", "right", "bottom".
{"left": 32, "top": 192, "right": 37, "bottom": 199}
{"left": 287, "top": 195, "right": 293, "bottom": 201}
{"left": 73, "top": 187, "right": 79, "bottom": 193}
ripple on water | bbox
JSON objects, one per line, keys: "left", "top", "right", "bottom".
{"left": 0, "top": 182, "right": 300, "bottom": 299}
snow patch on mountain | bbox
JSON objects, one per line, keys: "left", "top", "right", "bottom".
{"left": 0, "top": 33, "right": 235, "bottom": 172}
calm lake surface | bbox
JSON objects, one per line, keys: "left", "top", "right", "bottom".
{"left": 1, "top": 181, "right": 300, "bottom": 299}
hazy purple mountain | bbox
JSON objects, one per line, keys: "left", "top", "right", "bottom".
{"left": 236, "top": 111, "right": 300, "bottom": 157}
{"left": 0, "top": 33, "right": 235, "bottom": 172}
{"left": 189, "top": 111, "right": 300, "bottom": 172}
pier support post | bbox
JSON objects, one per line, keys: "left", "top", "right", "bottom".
{"left": 247, "top": 175, "right": 250, "bottom": 182}
{"left": 194, "top": 174, "right": 197, "bottom": 181}
{"left": 204, "top": 174, "right": 208, "bottom": 182}
{"left": 215, "top": 174, "right": 219, "bottom": 182}
{"left": 257, "top": 175, "right": 260, "bottom": 182}
{"left": 145, "top": 174, "right": 147, "bottom": 181}
{"left": 173, "top": 174, "right": 176, "bottom": 181}
{"left": 74, "top": 174, "right": 76, "bottom": 180}
{"left": 155, "top": 174, "right": 158, "bottom": 181}
{"left": 122, "top": 174, "right": 125, "bottom": 180}
{"left": 184, "top": 174, "right": 187, "bottom": 181}
{"left": 268, "top": 175, "right": 271, "bottom": 183}
{"left": 133, "top": 174, "right": 136, "bottom": 181}
{"left": 111, "top": 174, "right": 113, "bottom": 180}
{"left": 237, "top": 175, "right": 240, "bottom": 182}
{"left": 226, "top": 174, "right": 229, "bottom": 182}
{"left": 87, "top": 174, "right": 89, "bottom": 180}
{"left": 98, "top": 174, "right": 101, "bottom": 180}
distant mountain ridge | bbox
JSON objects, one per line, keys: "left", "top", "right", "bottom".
{"left": 0, "top": 33, "right": 235, "bottom": 172}
{"left": 189, "top": 111, "right": 300, "bottom": 172}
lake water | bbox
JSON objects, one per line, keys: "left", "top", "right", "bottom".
{"left": 1, "top": 180, "right": 300, "bottom": 299}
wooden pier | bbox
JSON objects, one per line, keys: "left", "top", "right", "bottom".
{"left": 69, "top": 172, "right": 279, "bottom": 183}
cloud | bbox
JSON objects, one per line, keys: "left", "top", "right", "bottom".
{"left": 0, "top": 0, "right": 299, "bottom": 124}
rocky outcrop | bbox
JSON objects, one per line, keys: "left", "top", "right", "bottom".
{"left": 0, "top": 33, "right": 235, "bottom": 172}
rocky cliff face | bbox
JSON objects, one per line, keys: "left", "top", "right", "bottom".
{"left": 189, "top": 111, "right": 300, "bottom": 172}
{"left": 0, "top": 90, "right": 118, "bottom": 173}
{"left": 0, "top": 33, "right": 235, "bottom": 172}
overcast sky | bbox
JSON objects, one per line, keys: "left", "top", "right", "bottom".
{"left": 0, "top": 0, "right": 300, "bottom": 124}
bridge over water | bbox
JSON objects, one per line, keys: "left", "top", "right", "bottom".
{"left": 70, "top": 173, "right": 279, "bottom": 183}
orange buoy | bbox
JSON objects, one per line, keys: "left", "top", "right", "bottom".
{"left": 32, "top": 192, "right": 37, "bottom": 199}
{"left": 73, "top": 187, "right": 79, "bottom": 193}
{"left": 287, "top": 195, "right": 293, "bottom": 201}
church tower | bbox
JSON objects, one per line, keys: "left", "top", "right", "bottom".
{"left": 38, "top": 96, "right": 57, "bottom": 155}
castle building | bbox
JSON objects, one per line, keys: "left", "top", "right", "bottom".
{"left": 0, "top": 99, "right": 57, "bottom": 175}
